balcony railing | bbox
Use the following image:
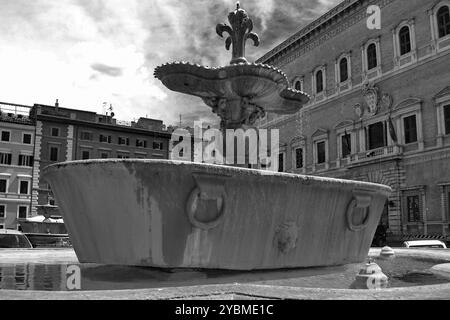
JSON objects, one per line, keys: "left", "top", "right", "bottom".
{"left": 338, "top": 145, "right": 403, "bottom": 168}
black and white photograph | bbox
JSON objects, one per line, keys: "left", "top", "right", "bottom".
{"left": 0, "top": 0, "right": 450, "bottom": 310}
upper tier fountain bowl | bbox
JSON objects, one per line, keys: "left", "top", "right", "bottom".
{"left": 42, "top": 4, "right": 392, "bottom": 270}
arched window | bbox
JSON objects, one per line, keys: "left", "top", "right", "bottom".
{"left": 399, "top": 26, "right": 412, "bottom": 55}
{"left": 367, "top": 43, "right": 378, "bottom": 70}
{"left": 437, "top": 6, "right": 450, "bottom": 38}
{"left": 294, "top": 80, "right": 302, "bottom": 91}
{"left": 339, "top": 58, "right": 349, "bottom": 83}
{"left": 316, "top": 70, "right": 324, "bottom": 93}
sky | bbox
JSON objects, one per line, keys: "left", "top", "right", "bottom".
{"left": 0, "top": 0, "right": 340, "bottom": 127}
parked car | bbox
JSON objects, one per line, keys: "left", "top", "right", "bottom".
{"left": 0, "top": 229, "right": 33, "bottom": 249}
{"left": 402, "top": 240, "right": 447, "bottom": 249}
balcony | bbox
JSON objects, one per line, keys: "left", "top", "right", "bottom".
{"left": 336, "top": 145, "right": 403, "bottom": 169}
{"left": 0, "top": 193, "right": 32, "bottom": 202}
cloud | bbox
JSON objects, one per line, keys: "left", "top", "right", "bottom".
{"left": 0, "top": 0, "right": 340, "bottom": 127}
{"left": 91, "top": 63, "right": 123, "bottom": 77}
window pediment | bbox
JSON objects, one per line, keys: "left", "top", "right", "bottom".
{"left": 434, "top": 86, "right": 450, "bottom": 103}
{"left": 334, "top": 120, "right": 354, "bottom": 130}
{"left": 290, "top": 135, "right": 306, "bottom": 146}
{"left": 429, "top": 0, "right": 450, "bottom": 13}
{"left": 312, "top": 128, "right": 328, "bottom": 138}
{"left": 393, "top": 98, "right": 422, "bottom": 111}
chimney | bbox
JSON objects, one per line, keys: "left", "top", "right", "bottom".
{"left": 55, "top": 99, "right": 59, "bottom": 112}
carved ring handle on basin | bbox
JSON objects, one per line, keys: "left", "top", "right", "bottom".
{"left": 186, "top": 187, "right": 226, "bottom": 230}
{"left": 186, "top": 173, "right": 229, "bottom": 230}
{"left": 346, "top": 191, "right": 373, "bottom": 232}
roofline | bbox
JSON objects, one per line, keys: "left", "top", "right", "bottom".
{"left": 35, "top": 113, "right": 172, "bottom": 139}
{"left": 256, "top": 0, "right": 362, "bottom": 64}
{"left": 0, "top": 101, "right": 33, "bottom": 108}
{"left": 33, "top": 103, "right": 97, "bottom": 115}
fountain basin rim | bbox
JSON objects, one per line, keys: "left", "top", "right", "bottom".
{"left": 42, "top": 159, "right": 392, "bottom": 196}
{"left": 154, "top": 61, "right": 310, "bottom": 99}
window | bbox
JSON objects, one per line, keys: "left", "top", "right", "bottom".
{"left": 437, "top": 6, "right": 450, "bottom": 38}
{"left": 295, "top": 148, "right": 303, "bottom": 169}
{"left": 367, "top": 43, "right": 378, "bottom": 70}
{"left": 278, "top": 153, "right": 284, "bottom": 172}
{"left": 316, "top": 70, "right": 324, "bottom": 93}
{"left": 448, "top": 191, "right": 450, "bottom": 218}
{"left": 118, "top": 137, "right": 129, "bottom": 146}
{"left": 294, "top": 80, "right": 303, "bottom": 91}
{"left": 99, "top": 134, "right": 112, "bottom": 143}
{"left": 367, "top": 122, "right": 387, "bottom": 150}
{"left": 49, "top": 146, "right": 59, "bottom": 162}
{"left": 80, "top": 131, "right": 93, "bottom": 141}
{"left": 316, "top": 141, "right": 326, "bottom": 164}
{"left": 1, "top": 131, "right": 10, "bottom": 142}
{"left": 51, "top": 128, "right": 60, "bottom": 137}
{"left": 0, "top": 179, "right": 6, "bottom": 193}
{"left": 403, "top": 115, "right": 418, "bottom": 144}
{"left": 339, "top": 58, "right": 349, "bottom": 83}
{"left": 81, "top": 151, "right": 90, "bottom": 160}
{"left": 17, "top": 206, "right": 28, "bottom": 219}
{"left": 136, "top": 139, "right": 147, "bottom": 148}
{"left": 117, "top": 154, "right": 130, "bottom": 159}
{"left": 23, "top": 134, "right": 32, "bottom": 145}
{"left": 18, "top": 155, "right": 34, "bottom": 167}
{"left": 399, "top": 26, "right": 412, "bottom": 55}
{"left": 153, "top": 142, "right": 164, "bottom": 150}
{"left": 100, "top": 152, "right": 109, "bottom": 159}
{"left": 0, "top": 205, "right": 5, "bottom": 218}
{"left": 445, "top": 105, "right": 450, "bottom": 135}
{"left": 341, "top": 133, "right": 352, "bottom": 158}
{"left": 19, "top": 181, "right": 29, "bottom": 195}
{"left": 0, "top": 153, "right": 12, "bottom": 165}
{"left": 406, "top": 195, "right": 421, "bottom": 222}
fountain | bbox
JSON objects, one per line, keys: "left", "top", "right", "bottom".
{"left": 42, "top": 4, "right": 392, "bottom": 270}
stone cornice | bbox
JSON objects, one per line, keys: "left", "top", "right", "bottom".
{"left": 257, "top": 0, "right": 397, "bottom": 67}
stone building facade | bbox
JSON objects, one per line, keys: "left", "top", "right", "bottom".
{"left": 31, "top": 103, "right": 172, "bottom": 215}
{"left": 0, "top": 103, "right": 35, "bottom": 230}
{"left": 257, "top": 0, "right": 450, "bottom": 241}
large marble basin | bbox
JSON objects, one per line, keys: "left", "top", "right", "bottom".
{"left": 42, "top": 160, "right": 391, "bottom": 270}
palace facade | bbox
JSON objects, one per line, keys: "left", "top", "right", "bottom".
{"left": 257, "top": 0, "right": 450, "bottom": 242}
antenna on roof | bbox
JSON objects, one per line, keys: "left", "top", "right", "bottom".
{"left": 109, "top": 104, "right": 114, "bottom": 118}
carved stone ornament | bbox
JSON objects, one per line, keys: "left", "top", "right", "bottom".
{"left": 354, "top": 103, "right": 363, "bottom": 119}
{"left": 274, "top": 221, "right": 299, "bottom": 254}
{"left": 216, "top": 2, "right": 260, "bottom": 65}
{"left": 363, "top": 83, "right": 380, "bottom": 116}
{"left": 380, "top": 93, "right": 393, "bottom": 111}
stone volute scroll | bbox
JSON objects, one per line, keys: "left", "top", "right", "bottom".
{"left": 346, "top": 190, "right": 374, "bottom": 232}
{"left": 186, "top": 173, "right": 230, "bottom": 230}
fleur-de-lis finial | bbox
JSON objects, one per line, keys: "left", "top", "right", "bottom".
{"left": 216, "top": 3, "right": 260, "bottom": 65}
